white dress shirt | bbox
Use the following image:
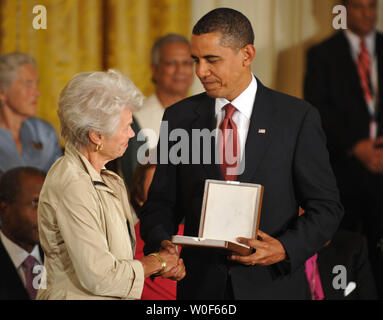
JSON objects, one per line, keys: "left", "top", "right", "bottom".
{"left": 134, "top": 94, "right": 165, "bottom": 149}
{"left": 344, "top": 29, "right": 379, "bottom": 116}
{"left": 215, "top": 74, "right": 257, "bottom": 161}
{"left": 0, "top": 230, "right": 42, "bottom": 287}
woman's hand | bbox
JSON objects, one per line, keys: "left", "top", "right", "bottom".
{"left": 159, "top": 252, "right": 186, "bottom": 281}
{"left": 159, "top": 240, "right": 186, "bottom": 281}
{"left": 140, "top": 241, "right": 186, "bottom": 280}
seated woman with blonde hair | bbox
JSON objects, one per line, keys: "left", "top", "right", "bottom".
{"left": 37, "top": 70, "right": 185, "bottom": 300}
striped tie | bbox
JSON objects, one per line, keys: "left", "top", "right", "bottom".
{"left": 219, "top": 104, "right": 240, "bottom": 181}
{"left": 357, "top": 38, "right": 373, "bottom": 105}
{"left": 23, "top": 255, "right": 38, "bottom": 300}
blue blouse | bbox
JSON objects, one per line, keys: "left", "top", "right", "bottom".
{"left": 0, "top": 117, "right": 62, "bottom": 175}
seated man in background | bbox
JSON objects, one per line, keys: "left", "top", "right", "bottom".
{"left": 0, "top": 167, "right": 45, "bottom": 300}
{"left": 311, "top": 230, "right": 377, "bottom": 300}
{"left": 0, "top": 52, "right": 62, "bottom": 176}
{"left": 119, "top": 33, "right": 194, "bottom": 189}
{"left": 134, "top": 33, "right": 194, "bottom": 149}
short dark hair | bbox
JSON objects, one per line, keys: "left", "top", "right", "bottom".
{"left": 0, "top": 167, "right": 46, "bottom": 204}
{"left": 192, "top": 8, "right": 255, "bottom": 49}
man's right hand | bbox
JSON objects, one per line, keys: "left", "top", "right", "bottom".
{"left": 161, "top": 240, "right": 179, "bottom": 255}
{"left": 353, "top": 138, "right": 383, "bottom": 173}
{"left": 159, "top": 240, "right": 186, "bottom": 281}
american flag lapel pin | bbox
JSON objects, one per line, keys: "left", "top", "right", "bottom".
{"left": 258, "top": 129, "right": 266, "bottom": 134}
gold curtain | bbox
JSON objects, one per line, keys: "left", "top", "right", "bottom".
{"left": 0, "top": 0, "right": 191, "bottom": 139}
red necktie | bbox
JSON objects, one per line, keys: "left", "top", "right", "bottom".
{"left": 23, "top": 255, "right": 38, "bottom": 300}
{"left": 357, "top": 39, "right": 373, "bottom": 105}
{"left": 219, "top": 104, "right": 240, "bottom": 181}
{"left": 357, "top": 38, "right": 377, "bottom": 138}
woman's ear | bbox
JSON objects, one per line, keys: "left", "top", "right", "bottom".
{"left": 88, "top": 130, "right": 103, "bottom": 146}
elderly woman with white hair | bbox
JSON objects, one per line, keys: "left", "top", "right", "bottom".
{"left": 37, "top": 70, "right": 185, "bottom": 300}
{"left": 0, "top": 52, "right": 62, "bottom": 175}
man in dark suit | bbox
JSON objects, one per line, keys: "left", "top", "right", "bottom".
{"left": 0, "top": 167, "right": 45, "bottom": 300}
{"left": 141, "top": 8, "right": 344, "bottom": 300}
{"left": 314, "top": 230, "right": 378, "bottom": 300}
{"left": 304, "top": 0, "right": 383, "bottom": 297}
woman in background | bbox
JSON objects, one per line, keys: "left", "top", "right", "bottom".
{"left": 0, "top": 52, "right": 61, "bottom": 175}
{"left": 37, "top": 70, "right": 185, "bottom": 300}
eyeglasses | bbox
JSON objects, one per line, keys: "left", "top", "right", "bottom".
{"left": 17, "top": 198, "right": 39, "bottom": 210}
{"left": 30, "top": 198, "right": 39, "bottom": 210}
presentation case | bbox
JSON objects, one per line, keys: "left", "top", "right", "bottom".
{"left": 172, "top": 179, "right": 264, "bottom": 256}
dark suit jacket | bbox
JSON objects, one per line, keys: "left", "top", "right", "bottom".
{"left": 317, "top": 231, "right": 377, "bottom": 300}
{"left": 0, "top": 239, "right": 44, "bottom": 300}
{"left": 304, "top": 31, "right": 383, "bottom": 195}
{"left": 141, "top": 79, "right": 344, "bottom": 300}
{"left": 304, "top": 30, "right": 383, "bottom": 239}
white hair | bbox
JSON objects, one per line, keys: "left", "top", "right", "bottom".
{"left": 0, "top": 52, "right": 36, "bottom": 91}
{"left": 58, "top": 69, "right": 144, "bottom": 148}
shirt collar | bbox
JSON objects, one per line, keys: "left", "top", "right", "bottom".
{"left": 64, "top": 142, "right": 122, "bottom": 192}
{"left": 344, "top": 29, "right": 376, "bottom": 57}
{"left": 215, "top": 74, "right": 257, "bottom": 120}
{"left": 65, "top": 142, "right": 103, "bottom": 182}
{"left": 0, "top": 230, "right": 42, "bottom": 269}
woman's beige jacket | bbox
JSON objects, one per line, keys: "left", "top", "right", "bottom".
{"left": 37, "top": 143, "right": 144, "bottom": 300}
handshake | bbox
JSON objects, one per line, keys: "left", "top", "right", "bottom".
{"left": 140, "top": 240, "right": 186, "bottom": 281}
{"left": 139, "top": 229, "right": 288, "bottom": 280}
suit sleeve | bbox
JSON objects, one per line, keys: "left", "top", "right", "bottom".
{"left": 278, "top": 106, "right": 344, "bottom": 272}
{"left": 140, "top": 109, "right": 184, "bottom": 254}
{"left": 354, "top": 234, "right": 379, "bottom": 299}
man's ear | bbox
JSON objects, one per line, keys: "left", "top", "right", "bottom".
{"left": 88, "top": 130, "right": 103, "bottom": 146}
{"left": 0, "top": 201, "right": 10, "bottom": 220}
{"left": 0, "top": 89, "right": 7, "bottom": 107}
{"left": 150, "top": 64, "right": 159, "bottom": 84}
{"left": 135, "top": 195, "right": 144, "bottom": 207}
{"left": 241, "top": 44, "right": 256, "bottom": 67}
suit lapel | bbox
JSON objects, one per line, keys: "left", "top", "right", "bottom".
{"left": 191, "top": 82, "right": 276, "bottom": 183}
{"left": 192, "top": 95, "right": 222, "bottom": 180}
{"left": 239, "top": 79, "right": 276, "bottom": 183}
{"left": 376, "top": 33, "right": 383, "bottom": 133}
{"left": 337, "top": 32, "right": 367, "bottom": 108}
{"left": 375, "top": 33, "right": 383, "bottom": 94}
{"left": 0, "top": 240, "right": 29, "bottom": 299}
